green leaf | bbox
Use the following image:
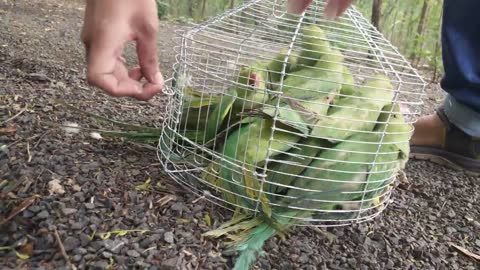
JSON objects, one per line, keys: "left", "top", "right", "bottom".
{"left": 98, "top": 229, "right": 149, "bottom": 240}
{"left": 135, "top": 178, "right": 152, "bottom": 191}
{"left": 0, "top": 246, "right": 30, "bottom": 260}
{"left": 203, "top": 214, "right": 212, "bottom": 227}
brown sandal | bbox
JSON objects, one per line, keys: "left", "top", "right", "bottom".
{"left": 410, "top": 107, "right": 480, "bottom": 176}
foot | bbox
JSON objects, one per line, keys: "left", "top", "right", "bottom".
{"left": 409, "top": 108, "right": 480, "bottom": 176}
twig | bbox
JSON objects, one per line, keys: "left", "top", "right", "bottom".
{"left": 26, "top": 142, "right": 32, "bottom": 163}
{"left": 449, "top": 242, "right": 480, "bottom": 261}
{"left": 53, "top": 228, "right": 77, "bottom": 270}
{"left": 1, "top": 104, "right": 28, "bottom": 125}
{"left": 33, "top": 130, "right": 51, "bottom": 149}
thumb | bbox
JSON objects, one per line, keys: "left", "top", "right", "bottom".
{"left": 136, "top": 24, "right": 163, "bottom": 85}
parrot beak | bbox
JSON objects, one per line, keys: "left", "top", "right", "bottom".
{"left": 249, "top": 73, "right": 261, "bottom": 88}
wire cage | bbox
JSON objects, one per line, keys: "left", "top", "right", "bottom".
{"left": 158, "top": 0, "right": 427, "bottom": 227}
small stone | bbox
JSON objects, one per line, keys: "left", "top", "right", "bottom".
{"left": 127, "top": 249, "right": 140, "bottom": 258}
{"left": 74, "top": 247, "right": 88, "bottom": 255}
{"left": 22, "top": 211, "right": 35, "bottom": 218}
{"left": 102, "top": 251, "right": 113, "bottom": 259}
{"left": 299, "top": 254, "right": 309, "bottom": 264}
{"left": 84, "top": 203, "right": 95, "bottom": 209}
{"left": 62, "top": 208, "right": 78, "bottom": 216}
{"left": 36, "top": 210, "right": 50, "bottom": 219}
{"left": 72, "top": 185, "right": 82, "bottom": 192}
{"left": 71, "top": 222, "right": 85, "bottom": 230}
{"left": 79, "top": 233, "right": 90, "bottom": 247}
{"left": 114, "top": 255, "right": 128, "bottom": 265}
{"left": 89, "top": 216, "right": 101, "bottom": 225}
{"left": 161, "top": 257, "right": 178, "bottom": 270}
{"left": 72, "top": 254, "right": 82, "bottom": 263}
{"left": 474, "top": 221, "right": 480, "bottom": 229}
{"left": 104, "top": 239, "right": 125, "bottom": 253}
{"left": 63, "top": 237, "right": 80, "bottom": 252}
{"left": 28, "top": 205, "right": 41, "bottom": 213}
{"left": 446, "top": 227, "right": 456, "bottom": 234}
{"left": 92, "top": 260, "right": 109, "bottom": 270}
{"left": 164, "top": 231, "right": 174, "bottom": 244}
{"left": 171, "top": 202, "right": 184, "bottom": 213}
{"left": 386, "top": 259, "right": 394, "bottom": 269}
{"left": 447, "top": 210, "right": 456, "bottom": 218}
{"left": 90, "top": 240, "right": 104, "bottom": 251}
{"left": 475, "top": 239, "right": 480, "bottom": 247}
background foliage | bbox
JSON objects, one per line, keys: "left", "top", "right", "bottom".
{"left": 156, "top": 0, "right": 444, "bottom": 82}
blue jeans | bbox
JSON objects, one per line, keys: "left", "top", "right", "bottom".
{"left": 441, "top": 0, "right": 480, "bottom": 136}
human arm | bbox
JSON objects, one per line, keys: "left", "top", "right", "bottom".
{"left": 81, "top": 0, "right": 164, "bottom": 101}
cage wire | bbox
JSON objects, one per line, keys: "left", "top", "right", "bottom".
{"left": 157, "top": 0, "right": 427, "bottom": 227}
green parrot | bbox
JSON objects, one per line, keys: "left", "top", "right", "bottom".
{"left": 232, "top": 63, "right": 270, "bottom": 113}
{"left": 212, "top": 116, "right": 304, "bottom": 215}
{"left": 204, "top": 102, "right": 412, "bottom": 270}
{"left": 340, "top": 65, "right": 355, "bottom": 96}
{"left": 297, "top": 24, "right": 332, "bottom": 68}
{"left": 283, "top": 103, "right": 411, "bottom": 219}
{"left": 311, "top": 74, "right": 395, "bottom": 142}
{"left": 267, "top": 47, "right": 300, "bottom": 85}
{"left": 272, "top": 49, "right": 346, "bottom": 127}
{"left": 264, "top": 136, "right": 332, "bottom": 196}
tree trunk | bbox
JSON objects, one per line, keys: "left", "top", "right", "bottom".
{"left": 201, "top": 0, "right": 207, "bottom": 18}
{"left": 371, "top": 0, "right": 383, "bottom": 31}
{"left": 188, "top": 0, "right": 195, "bottom": 18}
{"left": 229, "top": 0, "right": 235, "bottom": 9}
{"left": 410, "top": 0, "right": 429, "bottom": 64}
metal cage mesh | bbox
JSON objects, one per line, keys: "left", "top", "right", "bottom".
{"left": 157, "top": 0, "right": 427, "bottom": 227}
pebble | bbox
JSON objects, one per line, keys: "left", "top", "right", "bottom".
{"left": 63, "top": 237, "right": 80, "bottom": 252}
{"left": 61, "top": 208, "right": 78, "bottom": 216}
{"left": 127, "top": 249, "right": 140, "bottom": 258}
{"left": 22, "top": 211, "right": 35, "bottom": 218}
{"left": 164, "top": 231, "right": 174, "bottom": 244}
{"left": 104, "top": 239, "right": 125, "bottom": 253}
{"left": 161, "top": 257, "right": 178, "bottom": 270}
{"left": 476, "top": 239, "right": 480, "bottom": 247}
{"left": 84, "top": 203, "right": 95, "bottom": 209}
{"left": 79, "top": 233, "right": 90, "bottom": 247}
{"left": 72, "top": 254, "right": 82, "bottom": 263}
{"left": 29, "top": 205, "right": 41, "bottom": 213}
{"left": 91, "top": 260, "right": 109, "bottom": 270}
{"left": 36, "top": 210, "right": 50, "bottom": 219}
{"left": 446, "top": 227, "right": 456, "bottom": 234}
{"left": 447, "top": 210, "right": 456, "bottom": 218}
{"left": 71, "top": 222, "right": 85, "bottom": 230}
{"left": 101, "top": 251, "right": 113, "bottom": 259}
{"left": 74, "top": 248, "right": 88, "bottom": 255}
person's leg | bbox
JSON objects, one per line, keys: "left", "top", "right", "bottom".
{"left": 410, "top": 0, "right": 480, "bottom": 175}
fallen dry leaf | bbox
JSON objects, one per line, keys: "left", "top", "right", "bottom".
{"left": 0, "top": 125, "right": 16, "bottom": 135}
{"left": 48, "top": 179, "right": 65, "bottom": 195}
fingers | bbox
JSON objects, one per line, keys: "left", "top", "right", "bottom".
{"left": 286, "top": 0, "right": 313, "bottom": 14}
{"left": 325, "top": 0, "right": 353, "bottom": 19}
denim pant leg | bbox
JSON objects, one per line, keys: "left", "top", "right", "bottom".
{"left": 440, "top": 0, "right": 480, "bottom": 136}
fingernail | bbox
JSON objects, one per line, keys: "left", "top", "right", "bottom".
{"left": 153, "top": 72, "right": 164, "bottom": 85}
{"left": 324, "top": 1, "right": 339, "bottom": 20}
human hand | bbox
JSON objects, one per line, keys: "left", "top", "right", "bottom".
{"left": 81, "top": 0, "right": 164, "bottom": 101}
{"left": 287, "top": 0, "right": 354, "bottom": 19}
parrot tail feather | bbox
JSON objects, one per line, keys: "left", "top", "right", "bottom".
{"left": 232, "top": 223, "right": 277, "bottom": 270}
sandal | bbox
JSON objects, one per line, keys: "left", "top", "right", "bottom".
{"left": 410, "top": 107, "right": 480, "bottom": 176}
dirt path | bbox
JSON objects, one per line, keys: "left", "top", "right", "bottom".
{"left": 1, "top": 1, "right": 479, "bottom": 270}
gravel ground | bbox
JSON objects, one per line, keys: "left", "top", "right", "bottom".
{"left": 1, "top": 1, "right": 479, "bottom": 270}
